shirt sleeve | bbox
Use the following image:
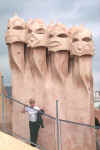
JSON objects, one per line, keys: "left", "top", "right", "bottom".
{"left": 34, "top": 106, "right": 40, "bottom": 111}
{"left": 25, "top": 106, "right": 30, "bottom": 112}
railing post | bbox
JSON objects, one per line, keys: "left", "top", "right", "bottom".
{"left": 1, "top": 75, "right": 5, "bottom": 129}
{"left": 56, "top": 100, "right": 61, "bottom": 150}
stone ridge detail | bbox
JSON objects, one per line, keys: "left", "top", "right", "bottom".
{"left": 69, "top": 25, "right": 94, "bottom": 56}
{"left": 26, "top": 19, "right": 47, "bottom": 48}
{"left": 5, "top": 15, "right": 26, "bottom": 44}
{"left": 47, "top": 23, "right": 71, "bottom": 52}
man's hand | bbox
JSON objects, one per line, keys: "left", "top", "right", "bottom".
{"left": 21, "top": 106, "right": 26, "bottom": 113}
{"left": 40, "top": 109, "right": 45, "bottom": 115}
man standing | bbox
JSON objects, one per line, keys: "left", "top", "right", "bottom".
{"left": 22, "top": 99, "right": 44, "bottom": 147}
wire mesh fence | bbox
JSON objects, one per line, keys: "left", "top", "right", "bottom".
{"left": 1, "top": 95, "right": 100, "bottom": 150}
{"left": 60, "top": 120, "right": 96, "bottom": 150}
{"left": 1, "top": 76, "right": 100, "bottom": 150}
{"left": 1, "top": 94, "right": 57, "bottom": 150}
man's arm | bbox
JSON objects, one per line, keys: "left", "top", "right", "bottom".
{"left": 37, "top": 109, "right": 45, "bottom": 128}
{"left": 21, "top": 105, "right": 28, "bottom": 113}
{"left": 21, "top": 106, "right": 26, "bottom": 113}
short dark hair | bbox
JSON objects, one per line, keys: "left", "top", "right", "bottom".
{"left": 29, "top": 99, "right": 35, "bottom": 104}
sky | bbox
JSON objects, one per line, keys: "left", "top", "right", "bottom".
{"left": 0, "top": 0, "right": 100, "bottom": 90}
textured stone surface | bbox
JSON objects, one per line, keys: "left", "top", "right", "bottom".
{"left": 5, "top": 16, "right": 27, "bottom": 138}
{"left": 26, "top": 19, "right": 47, "bottom": 48}
{"left": 47, "top": 23, "right": 71, "bottom": 52}
{"left": 5, "top": 18, "right": 96, "bottom": 150}
{"left": 5, "top": 15, "right": 26, "bottom": 44}
{"left": 69, "top": 25, "right": 94, "bottom": 56}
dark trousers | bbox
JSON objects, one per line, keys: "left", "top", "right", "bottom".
{"left": 29, "top": 121, "right": 40, "bottom": 147}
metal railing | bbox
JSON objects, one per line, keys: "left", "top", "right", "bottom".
{"left": 1, "top": 76, "right": 100, "bottom": 150}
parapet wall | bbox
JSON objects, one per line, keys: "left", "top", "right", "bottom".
{"left": 0, "top": 73, "right": 12, "bottom": 131}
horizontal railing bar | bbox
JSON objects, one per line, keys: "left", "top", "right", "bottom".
{"left": 4, "top": 95, "right": 99, "bottom": 129}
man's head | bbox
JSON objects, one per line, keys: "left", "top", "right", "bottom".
{"left": 29, "top": 99, "right": 35, "bottom": 107}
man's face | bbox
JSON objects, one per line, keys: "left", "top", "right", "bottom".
{"left": 71, "top": 31, "right": 94, "bottom": 56}
{"left": 30, "top": 102, "right": 35, "bottom": 107}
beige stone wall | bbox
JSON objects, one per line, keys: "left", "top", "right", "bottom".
{"left": 5, "top": 16, "right": 96, "bottom": 150}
